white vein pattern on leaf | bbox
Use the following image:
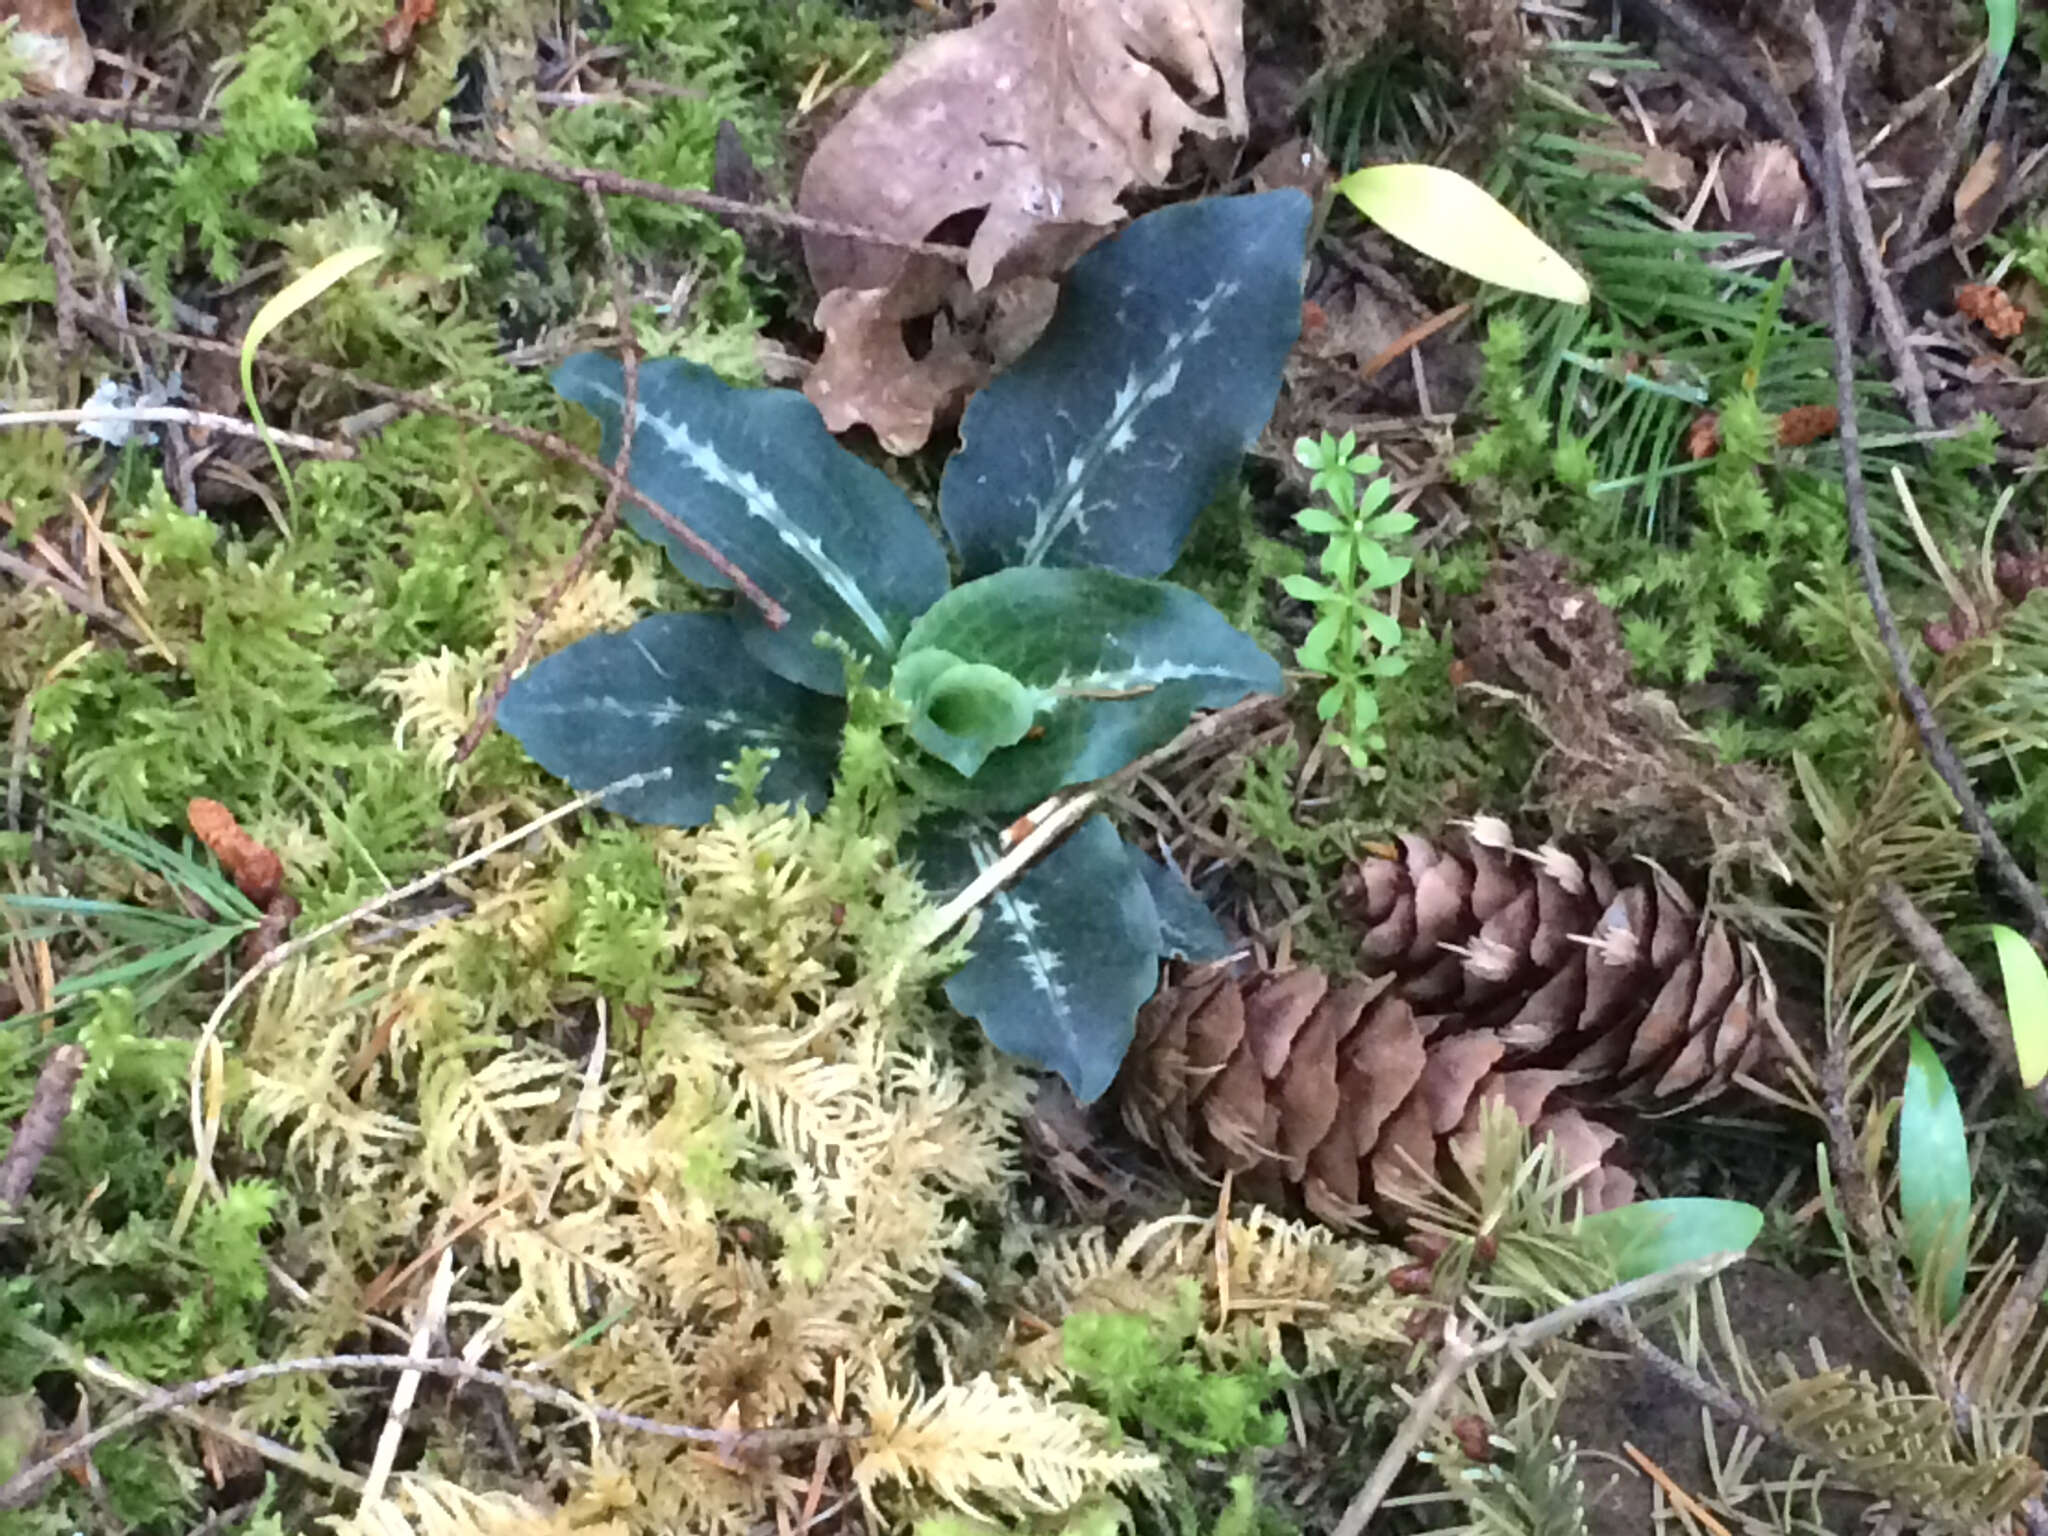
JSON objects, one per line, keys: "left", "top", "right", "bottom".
{"left": 969, "top": 831, "right": 1072, "bottom": 1023}
{"left": 1051, "top": 657, "right": 1250, "bottom": 692}
{"left": 1017, "top": 280, "right": 1238, "bottom": 567}
{"left": 589, "top": 379, "right": 894, "bottom": 650}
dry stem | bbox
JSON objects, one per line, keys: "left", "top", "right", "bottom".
{"left": 1329, "top": 1253, "right": 1742, "bottom": 1536}
{"left": 0, "top": 1044, "right": 87, "bottom": 1207}
{"left": 1803, "top": 5, "right": 1932, "bottom": 428}
{"left": 0, "top": 1349, "right": 849, "bottom": 1512}
{"left": 454, "top": 181, "right": 641, "bottom": 763}
{"left": 0, "top": 114, "right": 81, "bottom": 354}
{"left": 0, "top": 96, "right": 968, "bottom": 264}
{"left": 1806, "top": 6, "right": 2048, "bottom": 944}
{"left": 0, "top": 405, "right": 351, "bottom": 458}
{"left": 101, "top": 315, "right": 788, "bottom": 628}
{"left": 1877, "top": 880, "right": 2048, "bottom": 1116}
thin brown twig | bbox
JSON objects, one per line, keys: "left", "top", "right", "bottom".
{"left": 1819, "top": 1027, "right": 1925, "bottom": 1352}
{"left": 0, "top": 546, "right": 148, "bottom": 647}
{"left": 0, "top": 1350, "right": 854, "bottom": 1512}
{"left": 1876, "top": 880, "right": 2048, "bottom": 1116}
{"left": 15, "top": 1323, "right": 365, "bottom": 1497}
{"left": 1806, "top": 7, "right": 2048, "bottom": 946}
{"left": 0, "top": 96, "right": 967, "bottom": 266}
{"left": 1895, "top": 49, "right": 2003, "bottom": 258}
{"left": 96, "top": 315, "right": 787, "bottom": 629}
{"left": 1803, "top": 6, "right": 1932, "bottom": 429}
{"left": 0, "top": 114, "right": 81, "bottom": 355}
{"left": 454, "top": 181, "right": 641, "bottom": 764}
{"left": 1329, "top": 1254, "right": 1741, "bottom": 1536}
{"left": 0, "top": 1045, "right": 87, "bottom": 1207}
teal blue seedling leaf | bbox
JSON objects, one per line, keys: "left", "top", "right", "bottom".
{"left": 1987, "top": 0, "right": 2017, "bottom": 62}
{"left": 898, "top": 568, "right": 1282, "bottom": 810}
{"left": 499, "top": 613, "right": 847, "bottom": 826}
{"left": 1136, "top": 855, "right": 1230, "bottom": 962}
{"left": 1575, "top": 1198, "right": 1763, "bottom": 1280}
{"left": 921, "top": 815, "right": 1163, "bottom": 1101}
{"left": 891, "top": 648, "right": 1050, "bottom": 778}
{"left": 1988, "top": 923, "right": 2048, "bottom": 1088}
{"left": 1900, "top": 1029, "right": 1972, "bottom": 1321}
{"left": 552, "top": 355, "right": 950, "bottom": 694}
{"left": 940, "top": 191, "right": 1311, "bottom": 579}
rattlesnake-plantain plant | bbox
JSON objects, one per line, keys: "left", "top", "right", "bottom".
{"left": 498, "top": 191, "right": 1310, "bottom": 1098}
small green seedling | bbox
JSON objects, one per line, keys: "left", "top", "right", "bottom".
{"left": 1899, "top": 1029, "right": 1972, "bottom": 1322}
{"left": 1283, "top": 432, "right": 1413, "bottom": 776}
{"left": 1987, "top": 0, "right": 2017, "bottom": 65}
{"left": 1988, "top": 923, "right": 2048, "bottom": 1088}
{"left": 498, "top": 192, "right": 1313, "bottom": 1100}
{"left": 1576, "top": 1197, "right": 1764, "bottom": 1281}
{"left": 1334, "top": 163, "right": 1590, "bottom": 304}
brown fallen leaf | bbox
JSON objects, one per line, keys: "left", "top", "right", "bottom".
{"left": 1721, "top": 141, "right": 1809, "bottom": 238}
{"left": 1951, "top": 140, "right": 2007, "bottom": 250}
{"left": 796, "top": 0, "right": 1245, "bottom": 449}
{"left": 1, "top": 0, "right": 90, "bottom": 93}
{"left": 187, "top": 797, "right": 287, "bottom": 908}
{"left": 807, "top": 285, "right": 986, "bottom": 453}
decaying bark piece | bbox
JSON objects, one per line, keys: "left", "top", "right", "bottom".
{"left": 0, "top": 1045, "right": 87, "bottom": 1207}
{"left": 1118, "top": 819, "right": 1784, "bottom": 1228}
{"left": 796, "top": 0, "right": 1245, "bottom": 449}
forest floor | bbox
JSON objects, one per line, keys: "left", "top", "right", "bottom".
{"left": 8, "top": 0, "right": 2048, "bottom": 1533}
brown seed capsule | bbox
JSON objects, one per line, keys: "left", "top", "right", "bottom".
{"left": 1389, "top": 1264, "right": 1437, "bottom": 1295}
{"left": 1452, "top": 1415, "right": 1495, "bottom": 1463}
{"left": 1925, "top": 619, "right": 1959, "bottom": 655}
{"left": 1472, "top": 1232, "right": 1499, "bottom": 1269}
{"left": 1403, "top": 1231, "right": 1451, "bottom": 1264}
{"left": 1997, "top": 551, "right": 2031, "bottom": 606}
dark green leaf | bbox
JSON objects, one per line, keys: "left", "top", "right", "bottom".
{"left": 499, "top": 614, "right": 846, "bottom": 826}
{"left": 552, "top": 355, "right": 950, "bottom": 694}
{"left": 920, "top": 816, "right": 1162, "bottom": 1101}
{"left": 1575, "top": 1198, "right": 1763, "bottom": 1279}
{"left": 940, "top": 192, "right": 1310, "bottom": 578}
{"left": 1136, "top": 854, "right": 1230, "bottom": 962}
{"left": 898, "top": 568, "right": 1281, "bottom": 809}
{"left": 1900, "top": 1028, "right": 1971, "bottom": 1321}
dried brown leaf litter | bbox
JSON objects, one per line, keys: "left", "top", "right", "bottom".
{"left": 797, "top": 0, "right": 1246, "bottom": 450}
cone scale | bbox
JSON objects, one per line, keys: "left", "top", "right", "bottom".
{"left": 1116, "top": 818, "right": 1779, "bottom": 1227}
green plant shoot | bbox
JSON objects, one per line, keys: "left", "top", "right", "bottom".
{"left": 1899, "top": 1029, "right": 1972, "bottom": 1322}
{"left": 1284, "top": 432, "right": 1413, "bottom": 776}
{"left": 1989, "top": 923, "right": 2048, "bottom": 1088}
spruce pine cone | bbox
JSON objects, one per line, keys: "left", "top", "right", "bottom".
{"left": 1117, "top": 818, "right": 1782, "bottom": 1227}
